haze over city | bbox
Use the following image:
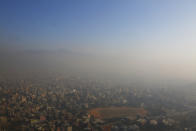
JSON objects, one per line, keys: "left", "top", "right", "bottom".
{"left": 1, "top": 0, "right": 196, "bottom": 84}
{"left": 1, "top": 1, "right": 196, "bottom": 131}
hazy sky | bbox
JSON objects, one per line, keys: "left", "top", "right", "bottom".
{"left": 0, "top": 0, "right": 196, "bottom": 84}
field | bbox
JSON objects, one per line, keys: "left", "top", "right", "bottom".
{"left": 89, "top": 107, "right": 147, "bottom": 120}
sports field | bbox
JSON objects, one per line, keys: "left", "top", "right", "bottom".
{"left": 89, "top": 107, "right": 147, "bottom": 120}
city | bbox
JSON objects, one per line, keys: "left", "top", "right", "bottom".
{"left": 0, "top": 74, "right": 196, "bottom": 131}
{"left": 1, "top": 0, "right": 196, "bottom": 131}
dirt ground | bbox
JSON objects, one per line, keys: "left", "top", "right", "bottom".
{"left": 89, "top": 107, "right": 147, "bottom": 120}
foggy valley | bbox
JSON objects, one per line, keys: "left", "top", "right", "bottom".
{"left": 1, "top": 0, "right": 196, "bottom": 131}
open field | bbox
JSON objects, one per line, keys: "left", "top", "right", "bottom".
{"left": 89, "top": 107, "right": 148, "bottom": 120}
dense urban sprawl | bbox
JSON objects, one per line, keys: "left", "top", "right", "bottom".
{"left": 0, "top": 75, "right": 196, "bottom": 131}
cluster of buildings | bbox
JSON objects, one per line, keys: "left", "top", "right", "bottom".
{"left": 0, "top": 75, "right": 195, "bottom": 131}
